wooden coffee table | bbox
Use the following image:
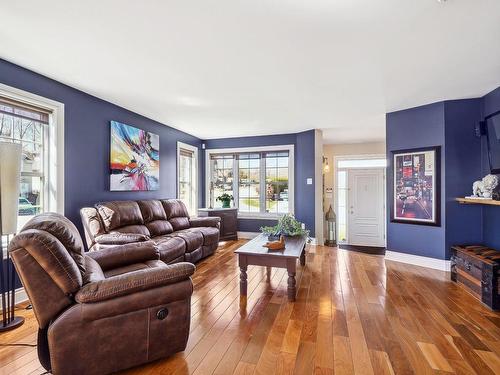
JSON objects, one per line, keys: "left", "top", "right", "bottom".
{"left": 235, "top": 233, "right": 308, "bottom": 302}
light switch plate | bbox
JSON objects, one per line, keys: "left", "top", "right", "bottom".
{"left": 306, "top": 178, "right": 313, "bottom": 185}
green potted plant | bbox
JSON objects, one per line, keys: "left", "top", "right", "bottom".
{"left": 261, "top": 214, "right": 309, "bottom": 240}
{"left": 216, "top": 193, "right": 233, "bottom": 208}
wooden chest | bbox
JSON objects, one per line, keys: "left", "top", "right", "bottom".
{"left": 450, "top": 245, "right": 500, "bottom": 310}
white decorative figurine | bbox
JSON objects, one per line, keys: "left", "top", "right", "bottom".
{"left": 472, "top": 174, "right": 499, "bottom": 199}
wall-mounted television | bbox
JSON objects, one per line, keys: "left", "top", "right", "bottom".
{"left": 486, "top": 111, "right": 500, "bottom": 174}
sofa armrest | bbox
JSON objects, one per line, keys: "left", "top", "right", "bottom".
{"left": 87, "top": 241, "right": 159, "bottom": 271}
{"left": 94, "top": 233, "right": 149, "bottom": 245}
{"left": 189, "top": 217, "right": 221, "bottom": 228}
{"left": 75, "top": 262, "right": 195, "bottom": 303}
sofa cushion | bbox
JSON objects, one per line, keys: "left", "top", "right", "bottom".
{"left": 161, "top": 199, "right": 190, "bottom": 230}
{"left": 189, "top": 227, "right": 219, "bottom": 246}
{"left": 161, "top": 199, "right": 190, "bottom": 219}
{"left": 110, "top": 225, "right": 150, "bottom": 236}
{"left": 185, "top": 247, "right": 203, "bottom": 263}
{"left": 153, "top": 236, "right": 186, "bottom": 264}
{"left": 146, "top": 220, "right": 174, "bottom": 237}
{"left": 169, "top": 217, "right": 190, "bottom": 231}
{"left": 137, "top": 200, "right": 167, "bottom": 222}
{"left": 96, "top": 201, "right": 144, "bottom": 232}
{"left": 80, "top": 207, "right": 106, "bottom": 249}
{"left": 169, "top": 230, "right": 203, "bottom": 253}
{"left": 94, "top": 233, "right": 149, "bottom": 245}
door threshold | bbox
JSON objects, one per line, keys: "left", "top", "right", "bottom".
{"left": 338, "top": 244, "right": 386, "bottom": 256}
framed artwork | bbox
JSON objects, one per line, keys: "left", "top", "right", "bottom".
{"left": 391, "top": 146, "right": 440, "bottom": 226}
{"left": 110, "top": 121, "right": 159, "bottom": 191}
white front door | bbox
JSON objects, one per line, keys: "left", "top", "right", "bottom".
{"left": 347, "top": 168, "right": 385, "bottom": 247}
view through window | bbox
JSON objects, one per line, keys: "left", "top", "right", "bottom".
{"left": 178, "top": 143, "right": 197, "bottom": 215}
{"left": 0, "top": 98, "right": 49, "bottom": 228}
{"left": 210, "top": 149, "right": 291, "bottom": 215}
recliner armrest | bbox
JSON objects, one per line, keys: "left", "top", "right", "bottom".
{"left": 87, "top": 241, "right": 159, "bottom": 271}
{"left": 94, "top": 233, "right": 149, "bottom": 245}
{"left": 75, "top": 262, "right": 195, "bottom": 303}
{"left": 189, "top": 217, "right": 221, "bottom": 228}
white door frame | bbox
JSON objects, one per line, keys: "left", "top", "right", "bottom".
{"left": 347, "top": 167, "right": 386, "bottom": 247}
{"left": 334, "top": 154, "right": 387, "bottom": 247}
{"left": 0, "top": 83, "right": 65, "bottom": 216}
{"left": 177, "top": 141, "right": 198, "bottom": 215}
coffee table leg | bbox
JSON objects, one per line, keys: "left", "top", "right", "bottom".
{"left": 239, "top": 255, "right": 248, "bottom": 297}
{"left": 300, "top": 246, "right": 306, "bottom": 266}
{"left": 266, "top": 266, "right": 272, "bottom": 281}
{"left": 287, "top": 259, "right": 297, "bottom": 301}
{"left": 240, "top": 265, "right": 247, "bottom": 296}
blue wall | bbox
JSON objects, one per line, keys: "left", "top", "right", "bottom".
{"left": 386, "top": 97, "right": 491, "bottom": 260}
{"left": 0, "top": 58, "right": 204, "bottom": 236}
{"left": 204, "top": 130, "right": 317, "bottom": 233}
{"left": 295, "top": 130, "right": 316, "bottom": 235}
{"left": 482, "top": 87, "right": 500, "bottom": 248}
{"left": 386, "top": 102, "right": 447, "bottom": 259}
{"left": 444, "top": 100, "right": 483, "bottom": 257}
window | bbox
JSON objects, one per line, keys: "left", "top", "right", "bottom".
{"left": 207, "top": 145, "right": 294, "bottom": 217}
{"left": 265, "top": 151, "right": 289, "bottom": 214}
{"left": 0, "top": 84, "right": 64, "bottom": 231}
{"left": 337, "top": 158, "right": 387, "bottom": 169}
{"left": 238, "top": 153, "right": 260, "bottom": 212}
{"left": 211, "top": 154, "right": 234, "bottom": 203}
{"left": 177, "top": 142, "right": 198, "bottom": 215}
{"left": 337, "top": 170, "right": 347, "bottom": 243}
{"left": 0, "top": 98, "right": 48, "bottom": 227}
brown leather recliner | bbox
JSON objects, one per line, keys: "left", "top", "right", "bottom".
{"left": 80, "top": 199, "right": 221, "bottom": 264}
{"left": 9, "top": 212, "right": 195, "bottom": 375}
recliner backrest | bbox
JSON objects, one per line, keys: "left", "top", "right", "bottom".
{"left": 9, "top": 213, "right": 84, "bottom": 328}
{"left": 96, "top": 200, "right": 150, "bottom": 236}
{"left": 161, "top": 199, "right": 190, "bottom": 231}
{"left": 80, "top": 207, "right": 106, "bottom": 250}
{"left": 137, "top": 200, "right": 173, "bottom": 236}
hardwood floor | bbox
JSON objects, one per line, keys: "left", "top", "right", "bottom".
{"left": 1, "top": 240, "right": 500, "bottom": 374}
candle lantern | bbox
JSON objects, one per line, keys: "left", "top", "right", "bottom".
{"left": 324, "top": 204, "right": 336, "bottom": 247}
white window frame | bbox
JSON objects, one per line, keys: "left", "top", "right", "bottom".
{"left": 0, "top": 83, "right": 65, "bottom": 217}
{"left": 205, "top": 144, "right": 294, "bottom": 220}
{"left": 177, "top": 141, "right": 198, "bottom": 215}
{"left": 333, "top": 154, "right": 386, "bottom": 245}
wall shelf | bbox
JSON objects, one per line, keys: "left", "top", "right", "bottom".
{"left": 456, "top": 197, "right": 500, "bottom": 206}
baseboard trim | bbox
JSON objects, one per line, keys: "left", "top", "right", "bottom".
{"left": 0, "top": 287, "right": 29, "bottom": 311}
{"left": 385, "top": 251, "right": 451, "bottom": 271}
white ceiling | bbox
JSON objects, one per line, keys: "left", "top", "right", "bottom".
{"left": 1, "top": 1, "right": 499, "bottom": 144}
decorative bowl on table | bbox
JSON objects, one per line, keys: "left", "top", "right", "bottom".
{"left": 263, "top": 235, "right": 286, "bottom": 251}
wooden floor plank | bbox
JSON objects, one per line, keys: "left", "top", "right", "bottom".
{"left": 2, "top": 241, "right": 500, "bottom": 375}
{"left": 416, "top": 342, "right": 454, "bottom": 372}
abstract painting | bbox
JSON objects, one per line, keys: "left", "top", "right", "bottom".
{"left": 391, "top": 146, "right": 440, "bottom": 226}
{"left": 110, "top": 121, "right": 159, "bottom": 191}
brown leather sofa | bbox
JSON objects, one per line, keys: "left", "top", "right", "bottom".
{"left": 9, "top": 212, "right": 195, "bottom": 375}
{"left": 80, "top": 199, "right": 220, "bottom": 264}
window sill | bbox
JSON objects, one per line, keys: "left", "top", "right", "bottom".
{"left": 237, "top": 213, "right": 286, "bottom": 220}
